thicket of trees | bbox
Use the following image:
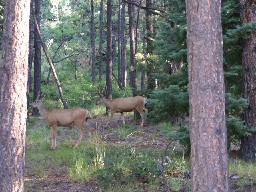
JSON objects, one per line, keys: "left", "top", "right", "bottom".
{"left": 0, "top": 0, "right": 256, "bottom": 190}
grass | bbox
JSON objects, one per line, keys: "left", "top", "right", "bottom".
{"left": 229, "top": 159, "right": 256, "bottom": 188}
{"left": 109, "top": 124, "right": 141, "bottom": 140}
{"left": 25, "top": 117, "right": 181, "bottom": 191}
{"left": 25, "top": 117, "right": 256, "bottom": 191}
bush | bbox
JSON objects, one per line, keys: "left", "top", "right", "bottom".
{"left": 162, "top": 125, "right": 190, "bottom": 155}
{"left": 147, "top": 85, "right": 189, "bottom": 123}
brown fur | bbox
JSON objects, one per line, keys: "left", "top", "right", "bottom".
{"left": 97, "top": 96, "right": 146, "bottom": 126}
{"left": 32, "top": 100, "right": 91, "bottom": 149}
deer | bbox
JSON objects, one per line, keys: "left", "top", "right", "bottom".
{"left": 97, "top": 95, "right": 147, "bottom": 126}
{"left": 32, "top": 99, "right": 91, "bottom": 150}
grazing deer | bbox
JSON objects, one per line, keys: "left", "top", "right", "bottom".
{"left": 97, "top": 96, "right": 147, "bottom": 126}
{"left": 32, "top": 99, "right": 91, "bottom": 149}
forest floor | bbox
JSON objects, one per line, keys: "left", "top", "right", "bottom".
{"left": 25, "top": 115, "right": 256, "bottom": 192}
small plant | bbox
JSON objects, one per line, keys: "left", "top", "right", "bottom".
{"left": 68, "top": 157, "right": 91, "bottom": 181}
{"left": 161, "top": 124, "right": 191, "bottom": 155}
{"left": 112, "top": 124, "right": 139, "bottom": 140}
{"left": 129, "top": 152, "right": 158, "bottom": 184}
{"left": 169, "top": 178, "right": 183, "bottom": 191}
{"left": 229, "top": 160, "right": 256, "bottom": 188}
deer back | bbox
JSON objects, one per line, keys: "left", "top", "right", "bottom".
{"left": 47, "top": 108, "right": 89, "bottom": 127}
{"left": 111, "top": 96, "right": 145, "bottom": 112}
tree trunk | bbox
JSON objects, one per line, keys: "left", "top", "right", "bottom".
{"left": 106, "top": 0, "right": 113, "bottom": 102}
{"left": 141, "top": 27, "right": 147, "bottom": 90}
{"left": 90, "top": 0, "right": 96, "bottom": 82}
{"left": 135, "top": 0, "right": 142, "bottom": 53}
{"left": 186, "top": 0, "right": 229, "bottom": 191}
{"left": 0, "top": 0, "right": 30, "bottom": 191}
{"left": 27, "top": 0, "right": 34, "bottom": 118}
{"left": 33, "top": 0, "right": 42, "bottom": 115}
{"left": 128, "top": 1, "right": 141, "bottom": 122}
{"left": 28, "top": 0, "right": 34, "bottom": 93}
{"left": 145, "top": 0, "right": 155, "bottom": 91}
{"left": 112, "top": 31, "right": 117, "bottom": 67}
{"left": 33, "top": 0, "right": 41, "bottom": 95}
{"left": 128, "top": 2, "right": 137, "bottom": 91}
{"left": 98, "top": 0, "right": 104, "bottom": 80}
{"left": 240, "top": 0, "right": 256, "bottom": 162}
{"left": 117, "top": 0, "right": 121, "bottom": 86}
{"left": 119, "top": 1, "right": 127, "bottom": 88}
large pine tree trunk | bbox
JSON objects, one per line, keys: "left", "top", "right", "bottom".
{"left": 186, "top": 0, "right": 229, "bottom": 191}
{"left": 0, "top": 0, "right": 30, "bottom": 191}
{"left": 240, "top": 0, "right": 256, "bottom": 162}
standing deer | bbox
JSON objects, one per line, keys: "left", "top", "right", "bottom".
{"left": 97, "top": 95, "right": 147, "bottom": 126}
{"left": 32, "top": 99, "right": 91, "bottom": 149}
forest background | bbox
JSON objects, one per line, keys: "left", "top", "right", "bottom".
{"left": 1, "top": 0, "right": 256, "bottom": 191}
{"left": 13, "top": 0, "right": 254, "bottom": 156}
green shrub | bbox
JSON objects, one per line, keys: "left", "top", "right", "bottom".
{"left": 129, "top": 155, "right": 157, "bottom": 182}
{"left": 147, "top": 85, "right": 189, "bottom": 123}
{"left": 162, "top": 125, "right": 190, "bottom": 155}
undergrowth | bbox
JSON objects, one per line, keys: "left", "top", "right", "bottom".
{"left": 25, "top": 117, "right": 256, "bottom": 191}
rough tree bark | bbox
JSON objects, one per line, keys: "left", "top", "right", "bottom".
{"left": 0, "top": 0, "right": 30, "bottom": 191}
{"left": 186, "top": 0, "right": 229, "bottom": 191}
{"left": 240, "top": 0, "right": 256, "bottom": 162}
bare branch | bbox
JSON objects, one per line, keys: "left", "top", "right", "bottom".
{"left": 53, "top": 52, "right": 81, "bottom": 63}
{"left": 123, "top": 0, "right": 175, "bottom": 25}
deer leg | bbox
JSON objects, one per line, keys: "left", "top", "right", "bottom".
{"left": 75, "top": 125, "right": 84, "bottom": 147}
{"left": 136, "top": 108, "right": 144, "bottom": 126}
{"left": 51, "top": 125, "right": 57, "bottom": 150}
{"left": 110, "top": 111, "right": 114, "bottom": 118}
{"left": 121, "top": 112, "right": 125, "bottom": 125}
{"left": 140, "top": 111, "right": 144, "bottom": 126}
{"left": 140, "top": 116, "right": 144, "bottom": 126}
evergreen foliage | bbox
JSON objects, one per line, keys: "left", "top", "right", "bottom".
{"left": 25, "top": 0, "right": 256, "bottom": 151}
{"left": 148, "top": 85, "right": 189, "bottom": 123}
{"left": 148, "top": 0, "right": 256, "bottom": 150}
